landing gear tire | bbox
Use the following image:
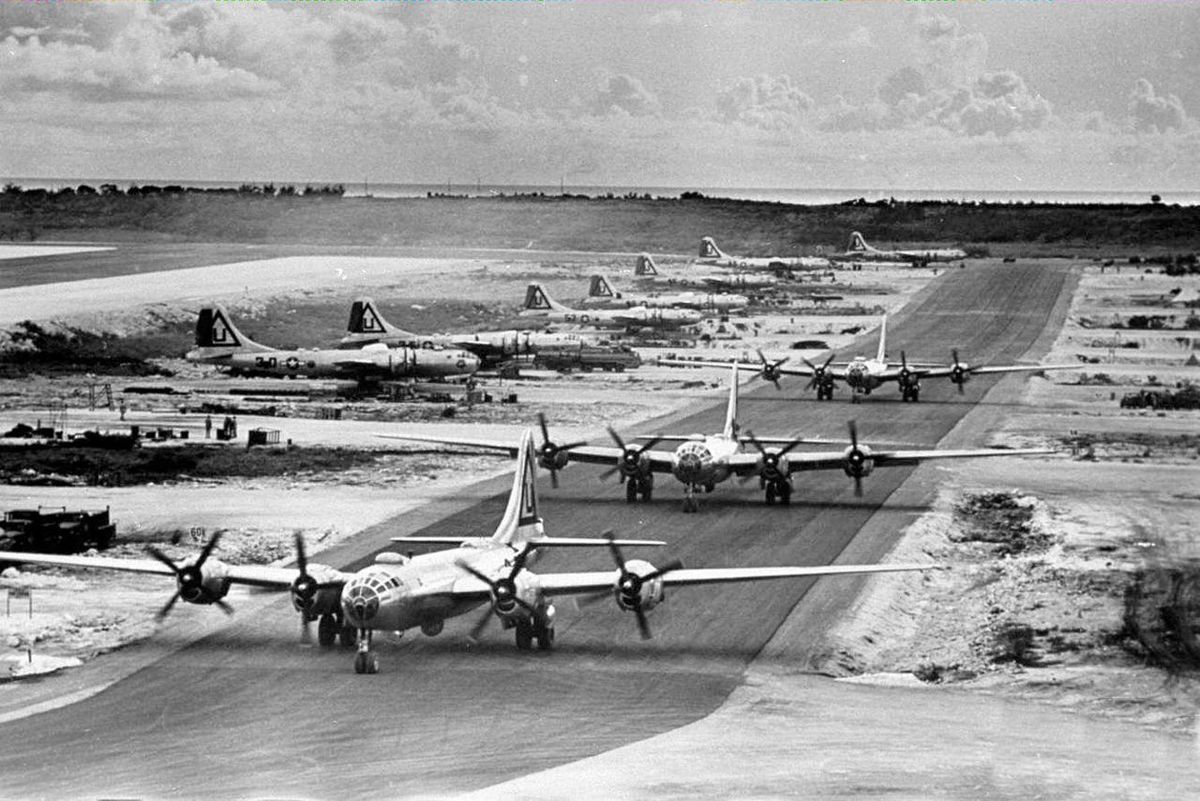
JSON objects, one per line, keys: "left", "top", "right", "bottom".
{"left": 778, "top": 483, "right": 792, "bottom": 506}
{"left": 535, "top": 622, "right": 555, "bottom": 651}
{"left": 354, "top": 652, "right": 379, "bottom": 675}
{"left": 339, "top": 624, "right": 357, "bottom": 648}
{"left": 765, "top": 484, "right": 776, "bottom": 505}
{"left": 626, "top": 480, "right": 638, "bottom": 504}
{"left": 515, "top": 620, "right": 535, "bottom": 651}
{"left": 318, "top": 614, "right": 337, "bottom": 647}
{"left": 682, "top": 494, "right": 699, "bottom": 514}
{"left": 640, "top": 477, "right": 653, "bottom": 502}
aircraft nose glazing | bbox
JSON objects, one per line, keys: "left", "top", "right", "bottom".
{"left": 674, "top": 443, "right": 711, "bottom": 481}
{"left": 343, "top": 583, "right": 380, "bottom": 625}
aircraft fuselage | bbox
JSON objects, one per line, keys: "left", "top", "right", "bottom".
{"left": 670, "top": 435, "right": 741, "bottom": 488}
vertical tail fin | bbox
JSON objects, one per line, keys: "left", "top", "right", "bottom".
{"left": 635, "top": 254, "right": 658, "bottom": 276}
{"left": 491, "top": 429, "right": 544, "bottom": 546}
{"left": 700, "top": 237, "right": 725, "bottom": 259}
{"left": 875, "top": 315, "right": 888, "bottom": 363}
{"left": 524, "top": 284, "right": 571, "bottom": 312}
{"left": 194, "top": 305, "right": 270, "bottom": 353}
{"left": 723, "top": 361, "right": 740, "bottom": 439}
{"left": 347, "top": 297, "right": 416, "bottom": 338}
{"left": 587, "top": 274, "right": 617, "bottom": 298}
{"left": 847, "top": 232, "right": 869, "bottom": 253}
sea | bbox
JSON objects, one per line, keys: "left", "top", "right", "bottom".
{"left": 4, "top": 178, "right": 1197, "bottom": 207}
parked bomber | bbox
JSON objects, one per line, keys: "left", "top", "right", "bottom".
{"left": 186, "top": 305, "right": 480, "bottom": 380}
{"left": 383, "top": 362, "right": 1051, "bottom": 512}
{"left": 697, "top": 237, "right": 831, "bottom": 272}
{"left": 659, "top": 315, "right": 1079, "bottom": 403}
{"left": 633, "top": 253, "right": 778, "bottom": 291}
{"left": 520, "top": 284, "right": 702, "bottom": 330}
{"left": 340, "top": 297, "right": 586, "bottom": 369}
{"left": 832, "top": 232, "right": 967, "bottom": 267}
{"left": 0, "top": 430, "right": 936, "bottom": 673}
{"left": 582, "top": 274, "right": 749, "bottom": 313}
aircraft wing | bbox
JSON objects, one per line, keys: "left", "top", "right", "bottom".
{"left": 657, "top": 358, "right": 858, "bottom": 382}
{"left": 914, "top": 364, "right": 1080, "bottom": 379}
{"left": 536, "top": 562, "right": 936, "bottom": 596}
{"left": 0, "top": 552, "right": 333, "bottom": 590}
{"left": 377, "top": 432, "right": 644, "bottom": 470}
{"left": 780, "top": 446, "right": 1051, "bottom": 473}
{"left": 392, "top": 536, "right": 666, "bottom": 548}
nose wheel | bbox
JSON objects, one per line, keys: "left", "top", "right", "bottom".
{"left": 682, "top": 485, "right": 700, "bottom": 513}
{"left": 352, "top": 629, "right": 378, "bottom": 674}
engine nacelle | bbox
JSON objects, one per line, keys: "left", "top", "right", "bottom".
{"left": 494, "top": 571, "right": 542, "bottom": 622}
{"left": 290, "top": 562, "right": 344, "bottom": 617}
{"left": 758, "top": 451, "right": 789, "bottom": 483}
{"left": 538, "top": 446, "right": 570, "bottom": 472}
{"left": 615, "top": 559, "right": 666, "bottom": 612}
{"left": 178, "top": 558, "right": 232, "bottom": 605}
{"left": 842, "top": 446, "right": 875, "bottom": 480}
{"left": 619, "top": 447, "right": 651, "bottom": 479}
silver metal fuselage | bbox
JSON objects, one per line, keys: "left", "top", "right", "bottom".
{"left": 669, "top": 435, "right": 742, "bottom": 487}
{"left": 340, "top": 545, "right": 525, "bottom": 632}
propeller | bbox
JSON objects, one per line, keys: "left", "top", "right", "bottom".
{"left": 802, "top": 354, "right": 836, "bottom": 392}
{"left": 898, "top": 350, "right": 914, "bottom": 388}
{"left": 291, "top": 533, "right": 343, "bottom": 643}
{"left": 603, "top": 531, "right": 682, "bottom": 640}
{"left": 756, "top": 349, "right": 789, "bottom": 390}
{"left": 536, "top": 412, "right": 588, "bottom": 489}
{"left": 146, "top": 532, "right": 232, "bottom": 621}
{"left": 740, "top": 429, "right": 804, "bottom": 484}
{"left": 844, "top": 420, "right": 868, "bottom": 498}
{"left": 600, "top": 428, "right": 662, "bottom": 482}
{"left": 950, "top": 349, "right": 969, "bottom": 394}
{"left": 457, "top": 546, "right": 541, "bottom": 640}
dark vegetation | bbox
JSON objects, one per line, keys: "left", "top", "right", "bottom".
{"left": 1119, "top": 385, "right": 1200, "bottom": 410}
{"left": 951, "top": 491, "right": 1049, "bottom": 557}
{"left": 1, "top": 444, "right": 389, "bottom": 487}
{"left": 1123, "top": 566, "right": 1200, "bottom": 672}
{"left": 3, "top": 184, "right": 1199, "bottom": 250}
{"left": 2, "top": 322, "right": 176, "bottom": 378}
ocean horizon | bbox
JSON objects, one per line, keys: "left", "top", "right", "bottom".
{"left": 4, "top": 178, "right": 1195, "bottom": 207}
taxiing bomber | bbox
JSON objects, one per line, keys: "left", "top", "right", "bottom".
{"left": 660, "top": 315, "right": 1078, "bottom": 403}
{"left": 384, "top": 362, "right": 1051, "bottom": 512}
{"left": 0, "top": 430, "right": 936, "bottom": 673}
{"left": 186, "top": 305, "right": 480, "bottom": 381}
{"left": 633, "top": 253, "right": 778, "bottom": 291}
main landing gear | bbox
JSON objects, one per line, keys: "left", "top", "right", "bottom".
{"left": 625, "top": 474, "right": 653, "bottom": 503}
{"left": 764, "top": 480, "right": 792, "bottom": 506}
{"left": 316, "top": 612, "right": 357, "bottom": 648}
{"left": 353, "top": 628, "right": 378, "bottom": 674}
{"left": 815, "top": 383, "right": 835, "bottom": 402}
{"left": 900, "top": 384, "right": 921, "bottom": 402}
{"left": 513, "top": 615, "right": 555, "bottom": 651}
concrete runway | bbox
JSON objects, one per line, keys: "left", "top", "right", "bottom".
{"left": 0, "top": 261, "right": 1076, "bottom": 798}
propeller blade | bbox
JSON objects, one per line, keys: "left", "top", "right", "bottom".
{"left": 634, "top": 606, "right": 652, "bottom": 640}
{"left": 537, "top": 412, "right": 552, "bottom": 446}
{"left": 606, "top": 426, "right": 627, "bottom": 452}
{"left": 636, "top": 436, "right": 662, "bottom": 455}
{"left": 848, "top": 419, "right": 859, "bottom": 450}
{"left": 598, "top": 465, "right": 621, "bottom": 481}
{"left": 300, "top": 617, "right": 312, "bottom": 645}
{"left": 458, "top": 561, "right": 494, "bottom": 589}
{"left": 147, "top": 546, "right": 181, "bottom": 576}
{"left": 743, "top": 429, "right": 767, "bottom": 455}
{"left": 604, "top": 532, "right": 629, "bottom": 577}
{"left": 294, "top": 533, "right": 308, "bottom": 576}
{"left": 957, "top": 380, "right": 965, "bottom": 395}
{"left": 156, "top": 591, "right": 181, "bottom": 622}
{"left": 854, "top": 475, "right": 864, "bottom": 498}
{"left": 195, "top": 531, "right": 223, "bottom": 568}
{"left": 549, "top": 467, "right": 560, "bottom": 489}
{"left": 467, "top": 608, "right": 493, "bottom": 642}
{"left": 559, "top": 440, "right": 589, "bottom": 451}
{"left": 642, "top": 559, "right": 684, "bottom": 582}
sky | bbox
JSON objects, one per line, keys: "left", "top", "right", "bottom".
{"left": 0, "top": 1, "right": 1197, "bottom": 193}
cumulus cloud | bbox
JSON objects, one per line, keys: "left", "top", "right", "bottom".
{"left": 1128, "top": 78, "right": 1188, "bottom": 133}
{"left": 822, "top": 17, "right": 1049, "bottom": 138}
{"left": 715, "top": 74, "right": 813, "bottom": 131}
{"left": 591, "top": 73, "right": 659, "bottom": 117}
